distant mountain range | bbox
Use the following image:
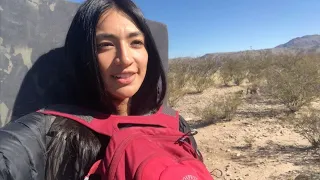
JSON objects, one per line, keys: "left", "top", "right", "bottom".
{"left": 275, "top": 34, "right": 320, "bottom": 50}
{"left": 172, "top": 34, "right": 320, "bottom": 60}
{"left": 275, "top": 34, "right": 320, "bottom": 53}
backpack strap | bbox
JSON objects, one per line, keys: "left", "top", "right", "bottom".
{"left": 37, "top": 104, "right": 100, "bottom": 122}
{"left": 37, "top": 105, "right": 180, "bottom": 137}
{"left": 37, "top": 104, "right": 115, "bottom": 136}
{"left": 160, "top": 105, "right": 178, "bottom": 117}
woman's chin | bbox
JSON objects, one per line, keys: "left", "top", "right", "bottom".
{"left": 111, "top": 90, "right": 138, "bottom": 101}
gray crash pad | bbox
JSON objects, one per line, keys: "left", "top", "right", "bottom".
{"left": 0, "top": 0, "right": 169, "bottom": 127}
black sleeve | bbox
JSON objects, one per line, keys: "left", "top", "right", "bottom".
{"left": 0, "top": 112, "right": 52, "bottom": 180}
{"left": 178, "top": 115, "right": 198, "bottom": 150}
{"left": 178, "top": 115, "right": 204, "bottom": 161}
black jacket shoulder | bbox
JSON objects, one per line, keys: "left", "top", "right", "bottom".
{"left": 178, "top": 115, "right": 198, "bottom": 150}
{"left": 0, "top": 112, "right": 54, "bottom": 180}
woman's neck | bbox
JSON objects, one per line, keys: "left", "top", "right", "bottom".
{"left": 113, "top": 98, "right": 130, "bottom": 116}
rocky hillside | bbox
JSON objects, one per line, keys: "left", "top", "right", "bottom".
{"left": 276, "top": 34, "right": 320, "bottom": 51}
{"left": 193, "top": 34, "right": 320, "bottom": 61}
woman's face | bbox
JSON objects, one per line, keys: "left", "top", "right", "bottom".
{"left": 96, "top": 9, "right": 148, "bottom": 101}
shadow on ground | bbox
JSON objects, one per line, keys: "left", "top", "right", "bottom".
{"left": 231, "top": 141, "right": 320, "bottom": 179}
{"left": 236, "top": 109, "right": 288, "bottom": 119}
{"left": 238, "top": 94, "right": 290, "bottom": 119}
{"left": 189, "top": 118, "right": 230, "bottom": 129}
{"left": 269, "top": 170, "right": 320, "bottom": 180}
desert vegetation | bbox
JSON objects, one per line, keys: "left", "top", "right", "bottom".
{"left": 168, "top": 51, "right": 320, "bottom": 179}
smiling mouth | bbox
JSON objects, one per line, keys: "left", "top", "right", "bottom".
{"left": 111, "top": 73, "right": 136, "bottom": 85}
{"left": 112, "top": 73, "right": 134, "bottom": 79}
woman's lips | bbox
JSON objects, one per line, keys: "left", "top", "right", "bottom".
{"left": 112, "top": 73, "right": 136, "bottom": 85}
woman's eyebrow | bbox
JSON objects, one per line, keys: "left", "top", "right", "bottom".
{"left": 96, "top": 33, "right": 116, "bottom": 41}
{"left": 96, "top": 31, "right": 143, "bottom": 41}
{"left": 127, "top": 31, "right": 143, "bottom": 38}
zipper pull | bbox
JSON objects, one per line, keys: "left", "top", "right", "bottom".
{"left": 190, "top": 129, "right": 198, "bottom": 136}
{"left": 175, "top": 129, "right": 198, "bottom": 144}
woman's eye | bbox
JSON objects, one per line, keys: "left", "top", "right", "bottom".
{"left": 131, "top": 40, "right": 144, "bottom": 48}
{"left": 97, "top": 42, "right": 114, "bottom": 49}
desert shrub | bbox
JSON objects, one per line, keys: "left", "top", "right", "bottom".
{"left": 188, "top": 57, "right": 219, "bottom": 93}
{"left": 294, "top": 109, "right": 320, "bottom": 148}
{"left": 167, "top": 73, "right": 186, "bottom": 107}
{"left": 219, "top": 57, "right": 247, "bottom": 86}
{"left": 245, "top": 50, "right": 273, "bottom": 83}
{"left": 167, "top": 59, "right": 193, "bottom": 107}
{"left": 190, "top": 75, "right": 213, "bottom": 93}
{"left": 265, "top": 54, "right": 320, "bottom": 112}
{"left": 200, "top": 93, "right": 242, "bottom": 122}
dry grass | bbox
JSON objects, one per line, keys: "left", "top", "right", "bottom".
{"left": 169, "top": 52, "right": 320, "bottom": 179}
{"left": 199, "top": 92, "right": 242, "bottom": 122}
{"left": 264, "top": 53, "right": 320, "bottom": 112}
{"left": 293, "top": 108, "right": 320, "bottom": 148}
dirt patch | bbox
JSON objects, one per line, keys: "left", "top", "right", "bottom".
{"left": 173, "top": 86, "right": 320, "bottom": 180}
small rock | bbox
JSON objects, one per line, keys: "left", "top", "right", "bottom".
{"left": 236, "top": 153, "right": 241, "bottom": 157}
{"left": 245, "top": 174, "right": 249, "bottom": 176}
{"left": 226, "top": 149, "right": 231, "bottom": 152}
{"left": 185, "top": 117, "right": 193, "bottom": 121}
{"left": 229, "top": 134, "right": 235, "bottom": 138}
{"left": 226, "top": 173, "right": 231, "bottom": 176}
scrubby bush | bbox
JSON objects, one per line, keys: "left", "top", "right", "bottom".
{"left": 167, "top": 59, "right": 193, "bottom": 107}
{"left": 294, "top": 109, "right": 320, "bottom": 148}
{"left": 265, "top": 54, "right": 320, "bottom": 112}
{"left": 200, "top": 93, "right": 242, "bottom": 122}
{"left": 167, "top": 56, "right": 220, "bottom": 105}
{"left": 188, "top": 57, "right": 219, "bottom": 93}
{"left": 219, "top": 57, "right": 247, "bottom": 86}
{"left": 245, "top": 50, "right": 273, "bottom": 83}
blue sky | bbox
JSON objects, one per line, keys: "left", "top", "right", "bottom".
{"left": 68, "top": 0, "right": 320, "bottom": 58}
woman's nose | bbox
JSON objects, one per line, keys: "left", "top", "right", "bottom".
{"left": 116, "top": 44, "right": 133, "bottom": 67}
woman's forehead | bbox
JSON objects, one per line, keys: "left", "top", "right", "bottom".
{"left": 96, "top": 9, "right": 142, "bottom": 36}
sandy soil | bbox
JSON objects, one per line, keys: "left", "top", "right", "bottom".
{"left": 173, "top": 85, "right": 320, "bottom": 180}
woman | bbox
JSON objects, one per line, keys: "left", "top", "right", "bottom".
{"left": 0, "top": 0, "right": 200, "bottom": 180}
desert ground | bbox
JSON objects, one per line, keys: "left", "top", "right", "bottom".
{"left": 173, "top": 85, "right": 320, "bottom": 180}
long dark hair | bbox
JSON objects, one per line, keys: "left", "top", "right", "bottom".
{"left": 64, "top": 0, "right": 166, "bottom": 115}
{"left": 46, "top": 0, "right": 167, "bottom": 179}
